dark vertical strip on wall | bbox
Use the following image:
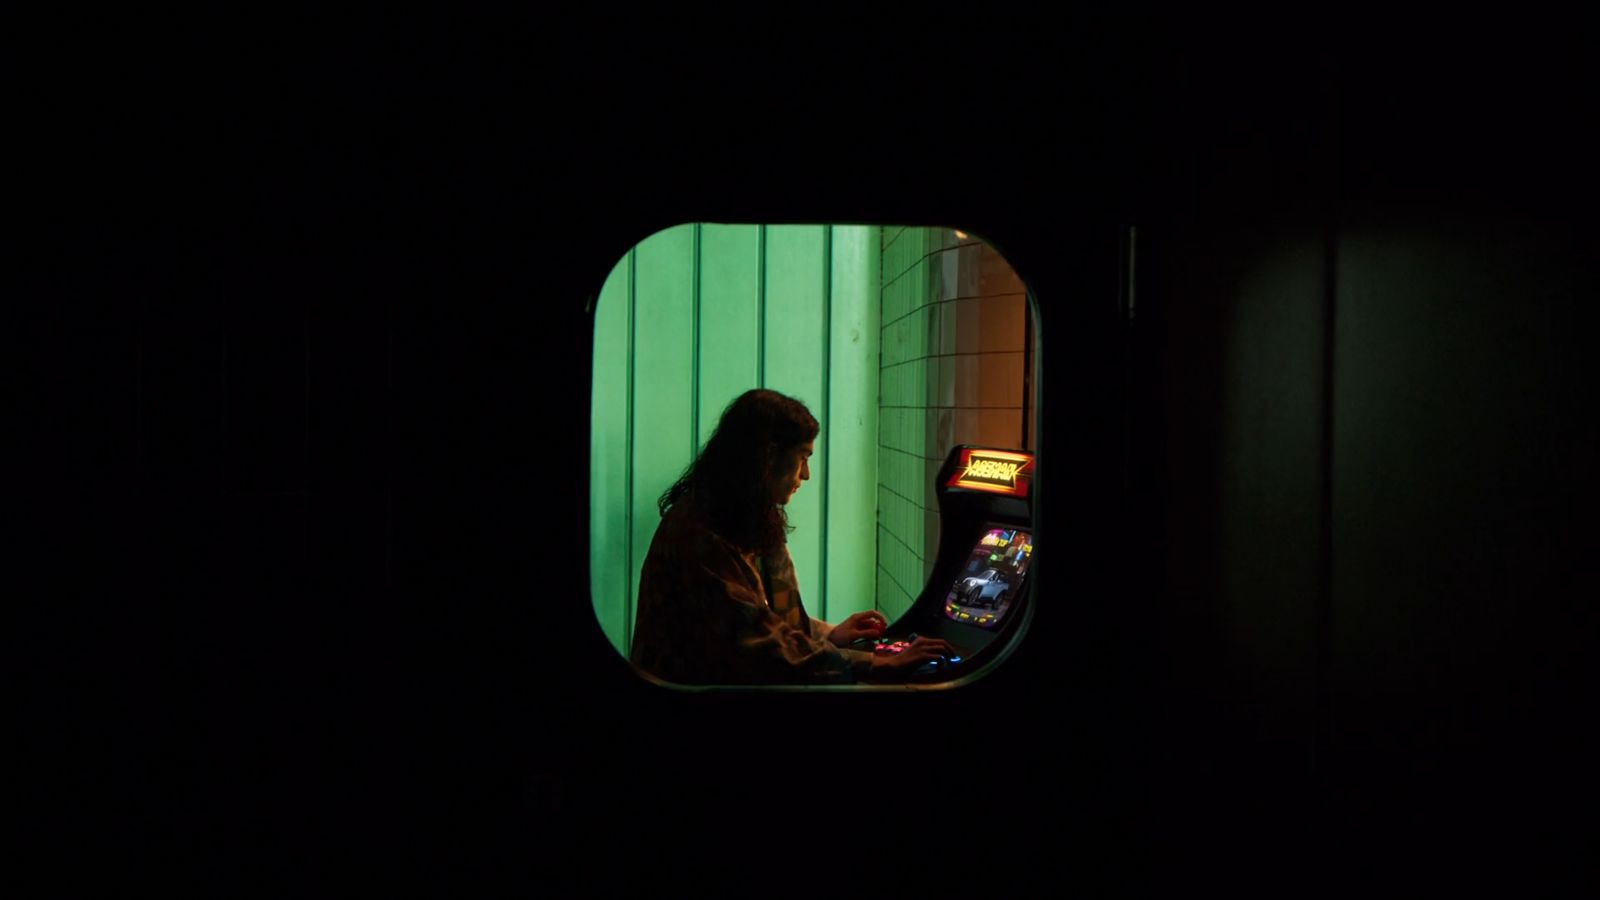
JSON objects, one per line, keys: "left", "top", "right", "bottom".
{"left": 819, "top": 227, "right": 832, "bottom": 622}
{"left": 303, "top": 316, "right": 312, "bottom": 568}
{"left": 756, "top": 225, "right": 767, "bottom": 387}
{"left": 1116, "top": 225, "right": 1136, "bottom": 486}
{"left": 304, "top": 316, "right": 312, "bottom": 464}
{"left": 624, "top": 248, "right": 637, "bottom": 653}
{"left": 135, "top": 322, "right": 144, "bottom": 478}
{"left": 1313, "top": 71, "right": 1342, "bottom": 778}
{"left": 1314, "top": 219, "right": 1338, "bottom": 776}
{"left": 386, "top": 330, "right": 394, "bottom": 593}
{"left": 691, "top": 224, "right": 702, "bottom": 455}
{"left": 1023, "top": 294, "right": 1035, "bottom": 450}
{"left": 220, "top": 326, "right": 229, "bottom": 484}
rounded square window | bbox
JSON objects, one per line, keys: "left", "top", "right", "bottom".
{"left": 589, "top": 224, "right": 1038, "bottom": 690}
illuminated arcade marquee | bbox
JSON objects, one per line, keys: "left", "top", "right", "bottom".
{"left": 946, "top": 448, "right": 1034, "bottom": 498}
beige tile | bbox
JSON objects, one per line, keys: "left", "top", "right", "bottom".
{"left": 953, "top": 407, "right": 981, "bottom": 446}
{"left": 978, "top": 351, "right": 1026, "bottom": 408}
{"left": 978, "top": 408, "right": 1024, "bottom": 450}
{"left": 933, "top": 247, "right": 960, "bottom": 303}
{"left": 955, "top": 297, "right": 982, "bottom": 354}
{"left": 957, "top": 244, "right": 982, "bottom": 297}
{"left": 937, "top": 300, "right": 958, "bottom": 355}
{"left": 979, "top": 295, "right": 1026, "bottom": 353}
{"left": 979, "top": 244, "right": 1026, "bottom": 296}
{"left": 954, "top": 353, "right": 981, "bottom": 408}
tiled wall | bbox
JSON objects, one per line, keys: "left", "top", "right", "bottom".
{"left": 877, "top": 227, "right": 1033, "bottom": 619}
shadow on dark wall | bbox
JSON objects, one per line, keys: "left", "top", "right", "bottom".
{"left": 15, "top": 24, "right": 1599, "bottom": 895}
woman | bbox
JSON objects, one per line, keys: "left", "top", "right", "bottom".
{"left": 629, "top": 388, "right": 953, "bottom": 685}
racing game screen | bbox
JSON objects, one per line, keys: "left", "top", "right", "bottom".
{"left": 942, "top": 527, "right": 1032, "bottom": 630}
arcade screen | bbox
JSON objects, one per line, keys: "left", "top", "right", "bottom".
{"left": 942, "top": 527, "right": 1032, "bottom": 630}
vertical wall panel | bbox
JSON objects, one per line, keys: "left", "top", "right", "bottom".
{"left": 762, "top": 226, "right": 828, "bottom": 621}
{"left": 824, "top": 226, "right": 881, "bottom": 623}
{"left": 629, "top": 225, "right": 697, "bottom": 653}
{"left": 697, "top": 225, "right": 762, "bottom": 441}
{"left": 590, "top": 252, "right": 633, "bottom": 653}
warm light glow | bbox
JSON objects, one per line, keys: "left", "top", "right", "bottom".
{"left": 947, "top": 448, "right": 1035, "bottom": 497}
{"left": 966, "top": 458, "right": 1022, "bottom": 483}
{"left": 953, "top": 230, "right": 968, "bottom": 239}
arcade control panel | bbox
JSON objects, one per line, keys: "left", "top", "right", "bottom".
{"left": 856, "top": 445, "right": 1036, "bottom": 684}
{"left": 864, "top": 633, "right": 967, "bottom": 677}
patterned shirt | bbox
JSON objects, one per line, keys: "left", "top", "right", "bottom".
{"left": 629, "top": 498, "right": 874, "bottom": 686}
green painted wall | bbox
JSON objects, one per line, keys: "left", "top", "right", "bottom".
{"left": 590, "top": 224, "right": 881, "bottom": 658}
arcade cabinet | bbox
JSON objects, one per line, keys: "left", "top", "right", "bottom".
{"left": 858, "top": 444, "right": 1036, "bottom": 682}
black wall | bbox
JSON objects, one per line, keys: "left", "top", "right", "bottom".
{"left": 19, "top": 22, "right": 1597, "bottom": 895}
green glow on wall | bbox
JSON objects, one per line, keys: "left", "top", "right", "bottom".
{"left": 589, "top": 224, "right": 882, "bottom": 658}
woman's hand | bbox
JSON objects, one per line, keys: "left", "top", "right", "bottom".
{"left": 827, "top": 610, "right": 888, "bottom": 647}
{"left": 865, "top": 636, "right": 956, "bottom": 681}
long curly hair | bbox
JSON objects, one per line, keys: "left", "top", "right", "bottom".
{"left": 659, "top": 388, "right": 819, "bottom": 555}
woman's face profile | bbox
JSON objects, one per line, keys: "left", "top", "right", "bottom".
{"left": 767, "top": 439, "right": 814, "bottom": 506}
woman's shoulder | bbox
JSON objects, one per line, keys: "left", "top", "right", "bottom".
{"left": 656, "top": 497, "right": 706, "bottom": 533}
{"left": 652, "top": 499, "right": 734, "bottom": 557}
